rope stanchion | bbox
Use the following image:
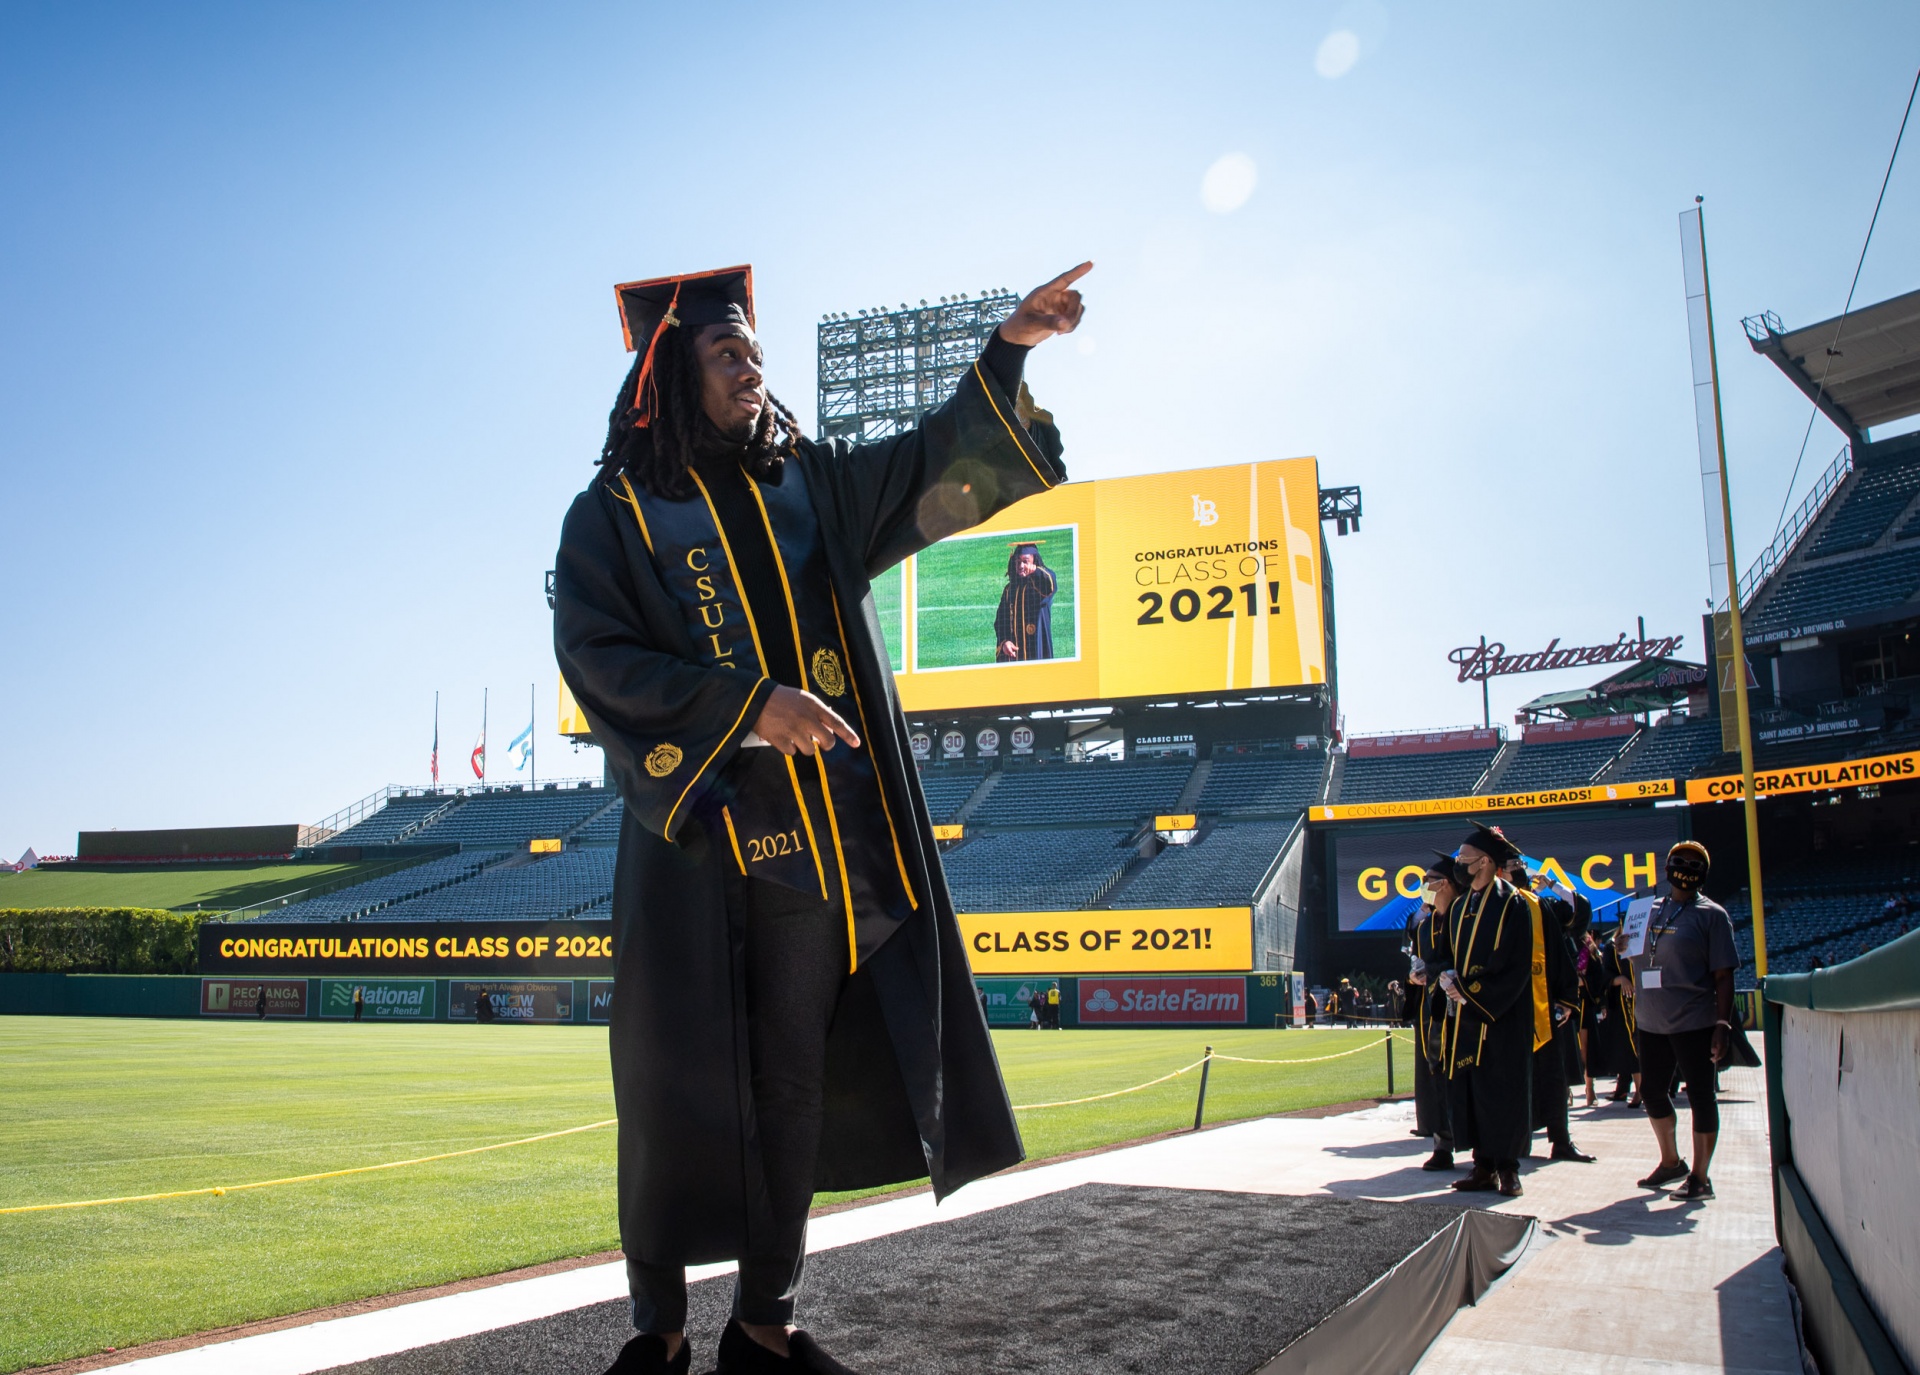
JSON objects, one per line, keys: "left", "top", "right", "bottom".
{"left": 0, "top": 1118, "right": 619, "bottom": 1216}
{"left": 1209, "top": 1038, "right": 1388, "bottom": 1067}
{"left": 1010, "top": 1057, "right": 1210, "bottom": 1111}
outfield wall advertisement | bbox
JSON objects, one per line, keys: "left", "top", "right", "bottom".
{"left": 1328, "top": 811, "right": 1684, "bottom": 934}
{"left": 875, "top": 458, "right": 1327, "bottom": 712}
{"left": 318, "top": 978, "right": 436, "bottom": 1020}
{"left": 198, "top": 921, "right": 614, "bottom": 977}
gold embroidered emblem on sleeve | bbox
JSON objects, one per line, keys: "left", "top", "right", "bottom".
{"left": 644, "top": 743, "right": 683, "bottom": 778}
{"left": 809, "top": 647, "right": 847, "bottom": 697}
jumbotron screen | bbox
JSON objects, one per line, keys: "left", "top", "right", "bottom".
{"left": 559, "top": 457, "right": 1329, "bottom": 731}
{"left": 879, "top": 457, "right": 1328, "bottom": 712}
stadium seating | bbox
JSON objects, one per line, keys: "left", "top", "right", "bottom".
{"left": 1745, "top": 545, "right": 1920, "bottom": 635}
{"left": 1109, "top": 822, "right": 1296, "bottom": 908}
{"left": 407, "top": 787, "right": 613, "bottom": 847}
{"left": 1337, "top": 747, "right": 1497, "bottom": 803}
{"left": 968, "top": 760, "right": 1194, "bottom": 826}
{"left": 942, "top": 829, "right": 1134, "bottom": 911}
{"left": 1195, "top": 756, "right": 1324, "bottom": 815}
{"left": 253, "top": 853, "right": 500, "bottom": 921}
{"left": 915, "top": 763, "right": 989, "bottom": 823}
{"left": 1496, "top": 732, "right": 1635, "bottom": 793}
{"left": 361, "top": 850, "right": 619, "bottom": 922}
{"left": 1611, "top": 714, "right": 1722, "bottom": 782}
{"left": 573, "top": 797, "right": 624, "bottom": 844}
{"left": 325, "top": 794, "right": 460, "bottom": 846}
{"left": 1802, "top": 453, "right": 1920, "bottom": 558}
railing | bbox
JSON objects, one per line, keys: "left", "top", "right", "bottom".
{"left": 1733, "top": 445, "right": 1853, "bottom": 610}
{"left": 301, "top": 777, "right": 609, "bottom": 846}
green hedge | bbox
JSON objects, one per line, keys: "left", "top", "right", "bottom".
{"left": 0, "top": 909, "right": 206, "bottom": 974}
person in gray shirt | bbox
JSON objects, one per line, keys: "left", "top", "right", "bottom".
{"left": 1617, "top": 840, "right": 1737, "bottom": 1201}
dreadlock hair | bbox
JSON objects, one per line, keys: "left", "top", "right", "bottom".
{"left": 596, "top": 325, "right": 807, "bottom": 499}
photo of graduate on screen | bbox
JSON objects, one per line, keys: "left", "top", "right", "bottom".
{"left": 994, "top": 541, "right": 1057, "bottom": 662}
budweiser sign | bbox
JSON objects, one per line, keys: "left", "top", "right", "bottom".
{"left": 1449, "top": 633, "right": 1683, "bottom": 684}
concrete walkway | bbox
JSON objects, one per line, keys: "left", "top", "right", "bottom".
{"left": 102, "top": 1060, "right": 1794, "bottom": 1375}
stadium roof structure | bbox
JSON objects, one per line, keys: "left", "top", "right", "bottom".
{"left": 1744, "top": 287, "right": 1920, "bottom": 447}
{"left": 1515, "top": 656, "right": 1708, "bottom": 724}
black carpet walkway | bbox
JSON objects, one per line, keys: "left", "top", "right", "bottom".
{"left": 323, "top": 1185, "right": 1467, "bottom": 1375}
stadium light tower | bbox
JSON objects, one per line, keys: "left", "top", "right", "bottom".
{"left": 817, "top": 290, "right": 1020, "bottom": 442}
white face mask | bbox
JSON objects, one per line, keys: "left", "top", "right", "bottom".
{"left": 1419, "top": 883, "right": 1437, "bottom": 906}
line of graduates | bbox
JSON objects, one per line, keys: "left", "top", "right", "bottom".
{"left": 1405, "top": 824, "right": 1601, "bottom": 1198}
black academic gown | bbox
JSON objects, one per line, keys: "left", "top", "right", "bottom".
{"left": 553, "top": 355, "right": 1063, "bottom": 1267}
{"left": 1529, "top": 890, "right": 1583, "bottom": 1144}
{"left": 1586, "top": 942, "right": 1639, "bottom": 1078}
{"left": 1407, "top": 905, "right": 1452, "bottom": 1145}
{"left": 994, "top": 566, "right": 1056, "bottom": 661}
{"left": 1441, "top": 878, "right": 1539, "bottom": 1166}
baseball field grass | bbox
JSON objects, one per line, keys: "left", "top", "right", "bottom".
{"left": 0, "top": 1018, "right": 1396, "bottom": 1370}
{"left": 0, "top": 861, "right": 392, "bottom": 914}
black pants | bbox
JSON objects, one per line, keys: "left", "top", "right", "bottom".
{"left": 1638, "top": 1027, "right": 1719, "bottom": 1134}
{"left": 1531, "top": 1041, "right": 1571, "bottom": 1147}
{"left": 630, "top": 877, "right": 848, "bottom": 1332}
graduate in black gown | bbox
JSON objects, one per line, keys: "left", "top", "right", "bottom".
{"left": 993, "top": 542, "right": 1056, "bottom": 661}
{"left": 1437, "top": 825, "right": 1541, "bottom": 1198}
{"left": 1514, "top": 861, "right": 1595, "bottom": 1163}
{"left": 1407, "top": 852, "right": 1465, "bottom": 1171}
{"left": 554, "top": 261, "right": 1091, "bottom": 1375}
{"left": 1586, "top": 927, "right": 1641, "bottom": 1103}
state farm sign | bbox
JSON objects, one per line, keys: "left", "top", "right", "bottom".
{"left": 1079, "top": 976, "right": 1246, "bottom": 1025}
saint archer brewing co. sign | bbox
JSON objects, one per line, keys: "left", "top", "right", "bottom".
{"left": 1449, "top": 632, "right": 1684, "bottom": 684}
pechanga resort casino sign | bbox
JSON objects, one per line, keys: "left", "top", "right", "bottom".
{"left": 1449, "top": 632, "right": 1684, "bottom": 683}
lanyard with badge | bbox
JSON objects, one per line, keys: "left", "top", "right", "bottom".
{"left": 1641, "top": 900, "right": 1672, "bottom": 991}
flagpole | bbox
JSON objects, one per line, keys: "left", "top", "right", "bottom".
{"left": 432, "top": 691, "right": 440, "bottom": 786}
{"left": 482, "top": 688, "right": 488, "bottom": 784}
{"left": 529, "top": 682, "right": 537, "bottom": 788}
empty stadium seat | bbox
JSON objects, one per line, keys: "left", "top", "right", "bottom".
{"left": 1802, "top": 455, "right": 1920, "bottom": 559}
{"left": 1745, "top": 545, "right": 1920, "bottom": 634}
{"left": 1338, "top": 748, "right": 1497, "bottom": 803}
{"left": 253, "top": 853, "right": 498, "bottom": 921}
{"left": 1195, "top": 756, "right": 1323, "bottom": 815}
{"left": 1497, "top": 732, "right": 1636, "bottom": 792}
{"left": 360, "top": 850, "right": 619, "bottom": 922}
{"left": 325, "top": 794, "right": 459, "bottom": 846}
{"left": 968, "top": 760, "right": 1194, "bottom": 826}
{"left": 942, "top": 829, "right": 1133, "bottom": 911}
{"left": 1109, "top": 822, "right": 1295, "bottom": 908}
{"left": 408, "top": 787, "right": 615, "bottom": 848}
{"left": 915, "top": 763, "right": 989, "bottom": 823}
{"left": 1612, "top": 714, "right": 1722, "bottom": 782}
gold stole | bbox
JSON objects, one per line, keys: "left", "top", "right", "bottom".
{"left": 1525, "top": 890, "right": 1551, "bottom": 1051}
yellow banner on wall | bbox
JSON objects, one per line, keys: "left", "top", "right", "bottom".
{"left": 888, "top": 458, "right": 1326, "bottom": 713}
{"left": 1313, "top": 778, "right": 1674, "bottom": 821}
{"left": 558, "top": 675, "right": 592, "bottom": 738}
{"left": 1685, "top": 749, "right": 1920, "bottom": 803}
{"left": 959, "top": 908, "right": 1252, "bottom": 974}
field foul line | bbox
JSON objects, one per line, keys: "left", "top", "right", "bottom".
{"left": 0, "top": 1118, "right": 618, "bottom": 1216}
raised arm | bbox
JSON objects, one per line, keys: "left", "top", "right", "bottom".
{"left": 817, "top": 264, "right": 1091, "bottom": 576}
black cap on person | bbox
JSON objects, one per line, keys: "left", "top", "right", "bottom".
{"left": 612, "top": 265, "right": 755, "bottom": 429}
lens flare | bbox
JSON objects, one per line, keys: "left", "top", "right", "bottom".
{"left": 1200, "top": 153, "right": 1258, "bottom": 214}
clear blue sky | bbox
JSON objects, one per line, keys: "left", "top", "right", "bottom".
{"left": 4, "top": 3, "right": 1917, "bottom": 857}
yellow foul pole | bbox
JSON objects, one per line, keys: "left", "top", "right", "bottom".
{"left": 1686, "top": 200, "right": 1767, "bottom": 977}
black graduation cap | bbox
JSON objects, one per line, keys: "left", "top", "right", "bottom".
{"left": 1425, "top": 850, "right": 1466, "bottom": 886}
{"left": 1459, "top": 824, "right": 1520, "bottom": 864}
{"left": 611, "top": 265, "right": 755, "bottom": 429}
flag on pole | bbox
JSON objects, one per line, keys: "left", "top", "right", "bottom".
{"left": 471, "top": 729, "right": 486, "bottom": 780}
{"left": 509, "top": 723, "right": 534, "bottom": 772}
{"left": 430, "top": 693, "right": 440, "bottom": 784}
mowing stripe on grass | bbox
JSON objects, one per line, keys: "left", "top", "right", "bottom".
{"left": 0, "top": 1117, "right": 618, "bottom": 1215}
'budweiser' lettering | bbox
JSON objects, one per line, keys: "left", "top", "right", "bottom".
{"left": 1449, "top": 632, "right": 1685, "bottom": 684}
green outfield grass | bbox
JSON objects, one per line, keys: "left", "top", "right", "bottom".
{"left": 0, "top": 1019, "right": 1395, "bottom": 1370}
{"left": 913, "top": 524, "right": 1077, "bottom": 669}
{"left": 0, "top": 860, "right": 393, "bottom": 913}
{"left": 870, "top": 562, "right": 905, "bottom": 671}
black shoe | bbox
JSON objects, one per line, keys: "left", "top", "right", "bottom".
{"left": 1421, "top": 1150, "right": 1456, "bottom": 1171}
{"left": 1451, "top": 1166, "right": 1497, "bottom": 1192}
{"left": 1550, "top": 1142, "right": 1597, "bottom": 1163}
{"left": 1495, "top": 1167, "right": 1523, "bottom": 1197}
{"left": 717, "top": 1320, "right": 863, "bottom": 1374}
{"left": 605, "top": 1333, "right": 690, "bottom": 1375}
{"left": 1637, "top": 1160, "right": 1689, "bottom": 1189}
{"left": 1670, "top": 1174, "right": 1715, "bottom": 1202}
